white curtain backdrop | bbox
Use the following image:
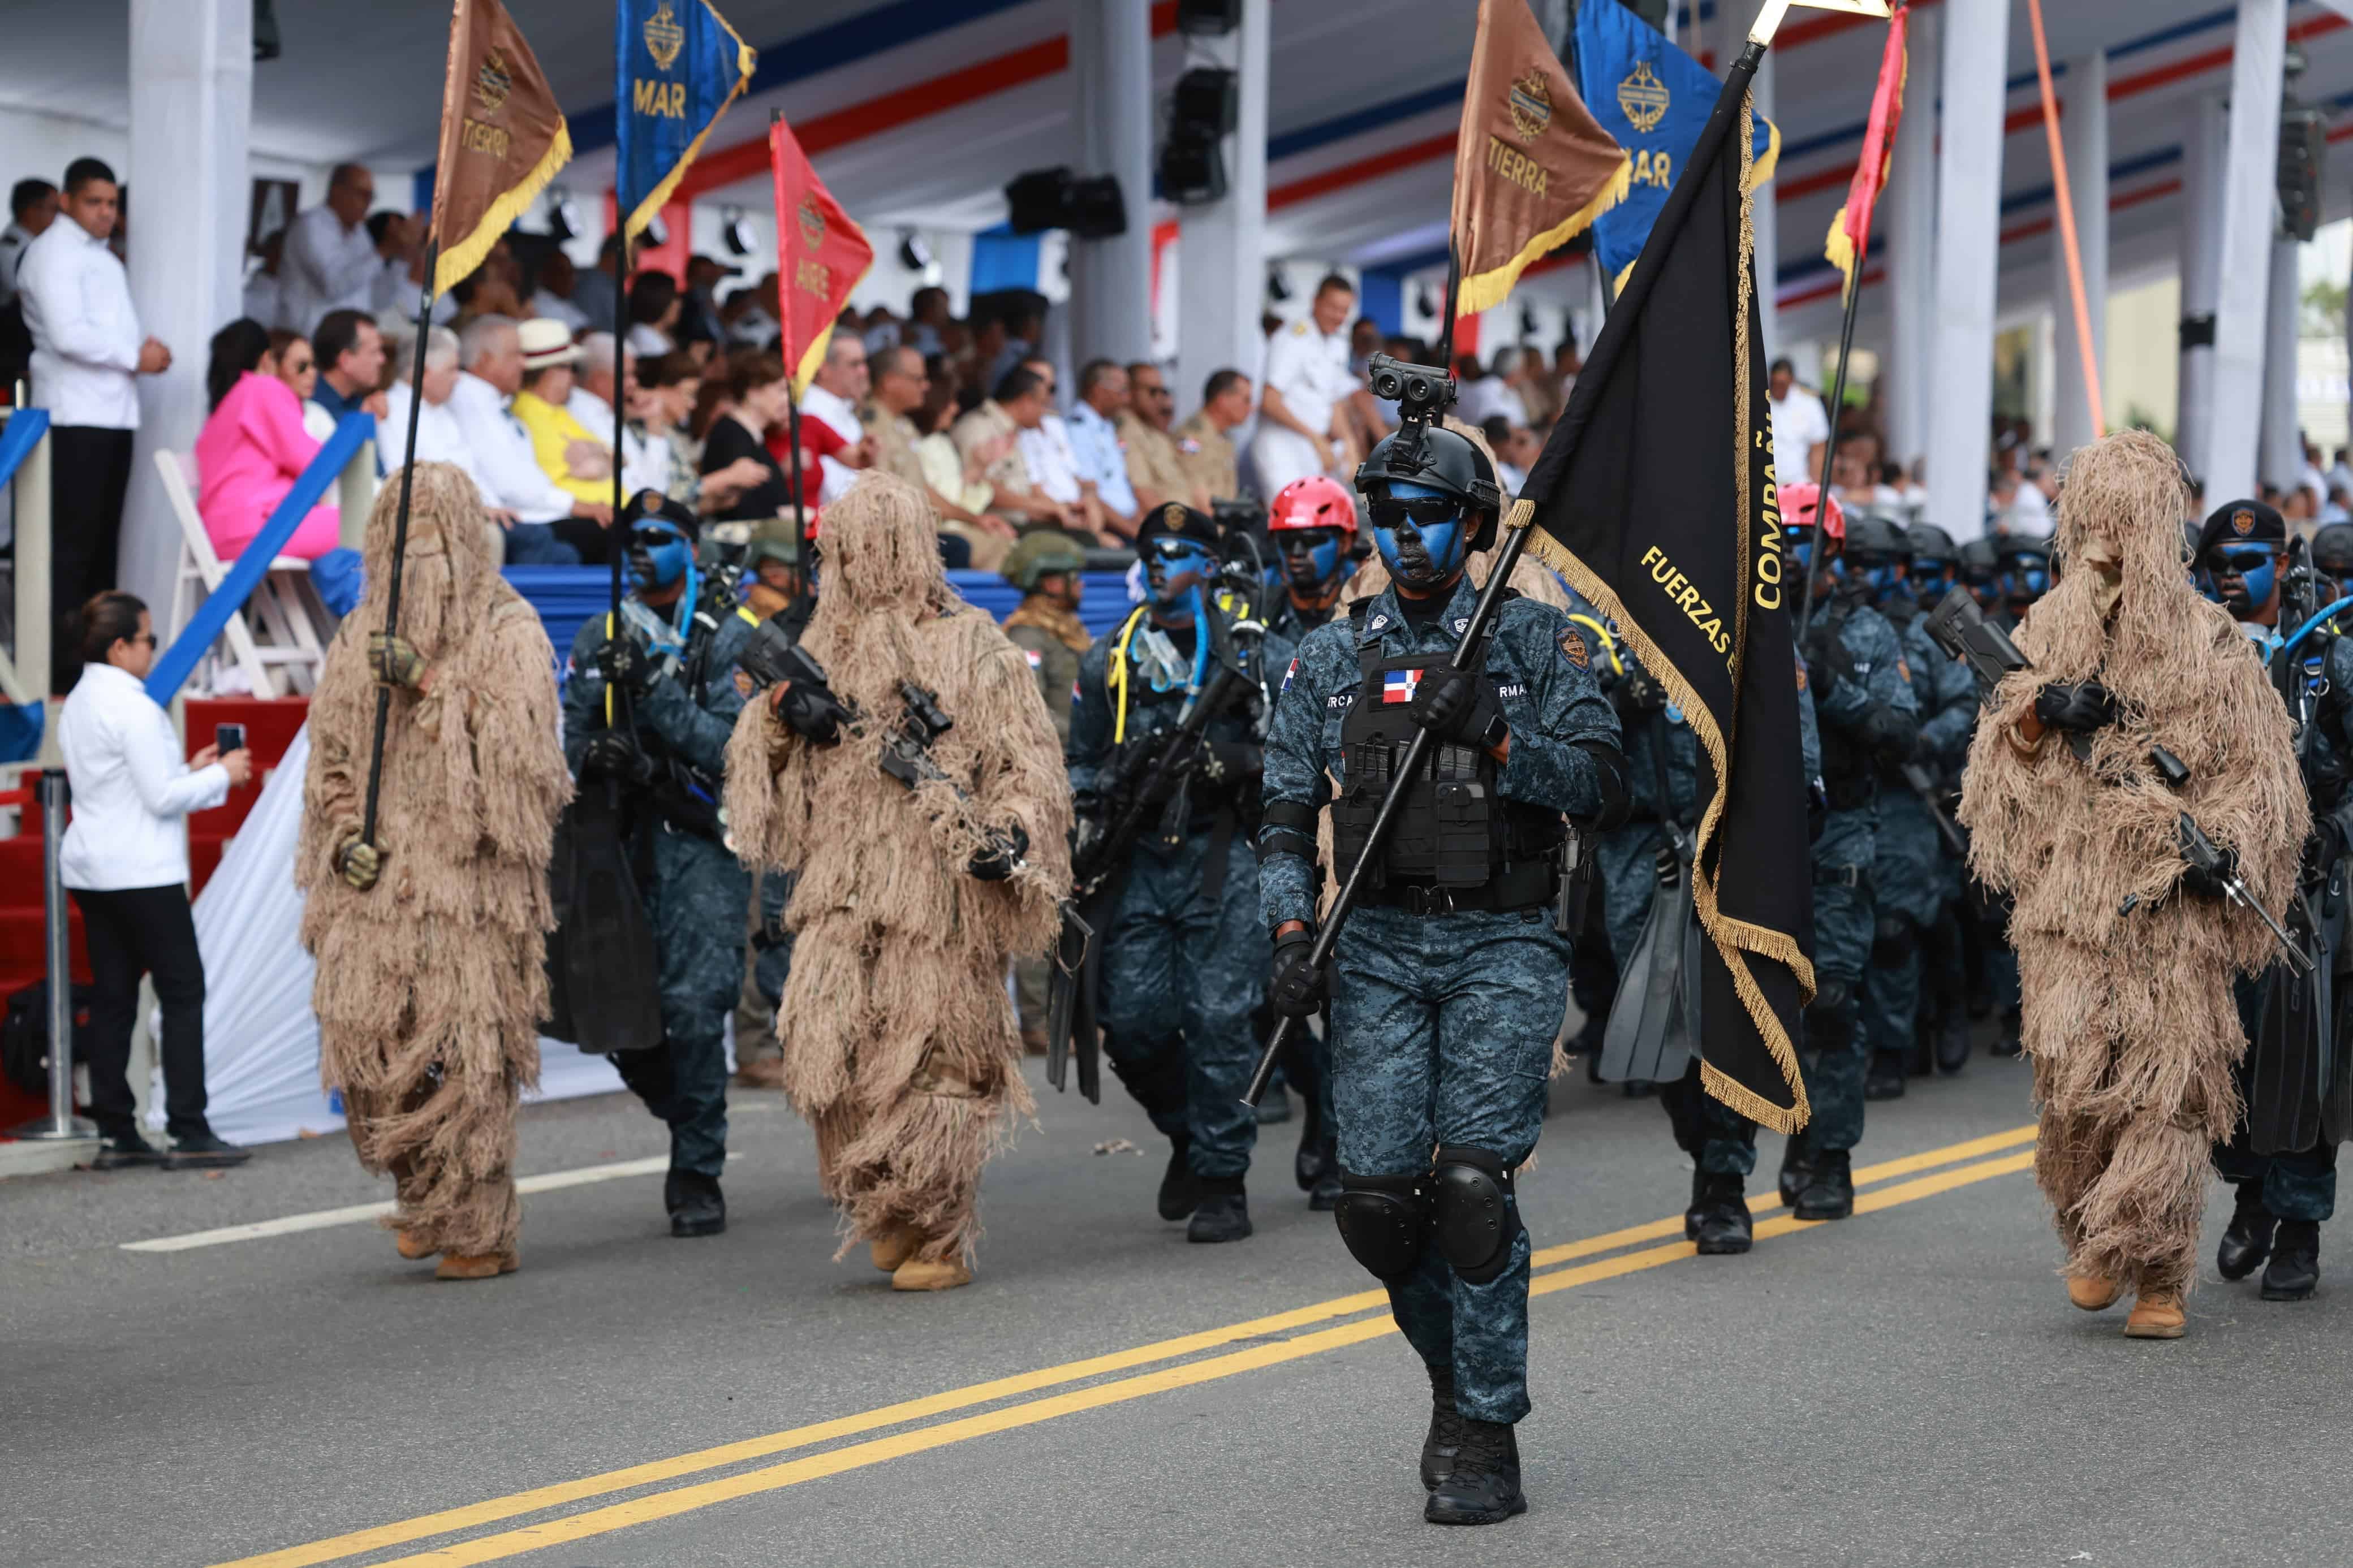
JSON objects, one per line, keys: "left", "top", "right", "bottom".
{"left": 154, "top": 724, "right": 626, "bottom": 1144}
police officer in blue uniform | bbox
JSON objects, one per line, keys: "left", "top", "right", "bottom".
{"left": 561, "top": 493, "right": 757, "bottom": 1237}
{"left": 1259, "top": 414, "right": 1626, "bottom": 1526}
{"left": 1897, "top": 522, "right": 1982, "bottom": 1079}
{"left": 1069, "top": 504, "right": 1295, "bottom": 1242}
{"left": 2199, "top": 500, "right": 2353, "bottom": 1301}
{"left": 1778, "top": 486, "right": 1918, "bottom": 1220}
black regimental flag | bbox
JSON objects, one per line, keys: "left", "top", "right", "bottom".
{"left": 1516, "top": 42, "right": 1813, "bottom": 1133}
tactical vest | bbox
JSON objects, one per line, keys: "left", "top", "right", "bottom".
{"left": 1814, "top": 601, "right": 1879, "bottom": 813}
{"left": 1330, "top": 634, "right": 1562, "bottom": 906}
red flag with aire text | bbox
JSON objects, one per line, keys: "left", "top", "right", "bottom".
{"left": 770, "top": 114, "right": 874, "bottom": 396}
{"left": 1824, "top": 8, "right": 1907, "bottom": 287}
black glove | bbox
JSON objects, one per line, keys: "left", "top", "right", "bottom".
{"left": 1072, "top": 787, "right": 1107, "bottom": 824}
{"left": 968, "top": 823, "right": 1029, "bottom": 882}
{"left": 1802, "top": 619, "right": 1856, "bottom": 699}
{"left": 1615, "top": 664, "right": 1668, "bottom": 715}
{"left": 2180, "top": 844, "right": 2240, "bottom": 902}
{"left": 2311, "top": 813, "right": 2350, "bottom": 876}
{"left": 594, "top": 630, "right": 656, "bottom": 698}
{"left": 1405, "top": 667, "right": 1506, "bottom": 749}
{"left": 1269, "top": 927, "right": 1325, "bottom": 1020}
{"left": 2032, "top": 680, "right": 2119, "bottom": 734}
{"left": 775, "top": 679, "right": 848, "bottom": 745}
{"left": 581, "top": 731, "right": 652, "bottom": 785}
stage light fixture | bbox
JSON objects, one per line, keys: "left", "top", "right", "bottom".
{"left": 721, "top": 207, "right": 755, "bottom": 257}
{"left": 1176, "top": 0, "right": 1241, "bottom": 36}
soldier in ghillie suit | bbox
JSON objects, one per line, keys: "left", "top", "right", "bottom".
{"left": 1960, "top": 430, "right": 2305, "bottom": 1340}
{"left": 724, "top": 472, "right": 1072, "bottom": 1291}
{"left": 298, "top": 463, "right": 572, "bottom": 1280}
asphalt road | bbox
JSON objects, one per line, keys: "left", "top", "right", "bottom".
{"left": 6, "top": 1032, "right": 2347, "bottom": 1568}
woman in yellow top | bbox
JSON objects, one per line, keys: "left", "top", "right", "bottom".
{"left": 509, "top": 318, "right": 613, "bottom": 506}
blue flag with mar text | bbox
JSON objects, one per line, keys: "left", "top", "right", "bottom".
{"left": 615, "top": 0, "right": 756, "bottom": 239}
{"left": 1575, "top": 0, "right": 1778, "bottom": 282}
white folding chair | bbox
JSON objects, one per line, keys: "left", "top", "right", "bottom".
{"left": 157, "top": 450, "right": 329, "bottom": 696}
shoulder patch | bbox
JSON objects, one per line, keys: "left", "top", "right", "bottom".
{"left": 1795, "top": 661, "right": 1808, "bottom": 692}
{"left": 1895, "top": 657, "right": 1911, "bottom": 684}
{"left": 1558, "top": 628, "right": 1589, "bottom": 669}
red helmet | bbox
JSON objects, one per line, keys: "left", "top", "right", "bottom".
{"left": 1777, "top": 482, "right": 1844, "bottom": 542}
{"left": 1268, "top": 475, "right": 1359, "bottom": 535}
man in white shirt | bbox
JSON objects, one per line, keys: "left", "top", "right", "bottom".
{"left": 280, "top": 165, "right": 386, "bottom": 336}
{"left": 383, "top": 326, "right": 507, "bottom": 516}
{"left": 528, "top": 249, "right": 592, "bottom": 334}
{"left": 447, "top": 314, "right": 610, "bottom": 563}
{"left": 568, "top": 332, "right": 672, "bottom": 503}
{"left": 1012, "top": 355, "right": 1096, "bottom": 529}
{"left": 1066, "top": 358, "right": 1140, "bottom": 537}
{"left": 1768, "top": 356, "right": 1831, "bottom": 487}
{"left": 0, "top": 177, "right": 57, "bottom": 312}
{"left": 1252, "top": 274, "right": 1361, "bottom": 494}
{"left": 798, "top": 334, "right": 870, "bottom": 503}
{"left": 18, "top": 158, "right": 171, "bottom": 693}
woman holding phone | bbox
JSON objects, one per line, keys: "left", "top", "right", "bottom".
{"left": 55, "top": 591, "right": 254, "bottom": 1169}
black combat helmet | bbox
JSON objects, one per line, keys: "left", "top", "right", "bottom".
{"left": 1907, "top": 522, "right": 1959, "bottom": 566}
{"left": 1355, "top": 422, "right": 1505, "bottom": 553}
{"left": 2311, "top": 522, "right": 2353, "bottom": 579}
{"left": 1841, "top": 513, "right": 1909, "bottom": 565}
{"left": 1959, "top": 537, "right": 1998, "bottom": 581}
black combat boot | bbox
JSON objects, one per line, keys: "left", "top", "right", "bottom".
{"left": 1186, "top": 1177, "right": 1252, "bottom": 1243}
{"left": 665, "top": 1170, "right": 726, "bottom": 1238}
{"left": 1682, "top": 1168, "right": 1708, "bottom": 1241}
{"left": 1989, "top": 1007, "right": 2022, "bottom": 1059}
{"left": 1792, "top": 1148, "right": 1854, "bottom": 1221}
{"left": 2260, "top": 1220, "right": 2320, "bottom": 1302}
{"left": 1424, "top": 1418, "right": 1525, "bottom": 1525}
{"left": 1157, "top": 1135, "right": 1197, "bottom": 1221}
{"left": 1308, "top": 1167, "right": 1343, "bottom": 1212}
{"left": 1692, "top": 1173, "right": 1754, "bottom": 1255}
{"left": 1420, "top": 1367, "right": 1467, "bottom": 1491}
{"left": 1777, "top": 1137, "right": 1813, "bottom": 1208}
{"left": 2216, "top": 1186, "right": 2275, "bottom": 1282}
{"left": 1933, "top": 1008, "right": 1971, "bottom": 1075}
{"left": 1864, "top": 1051, "right": 1907, "bottom": 1101}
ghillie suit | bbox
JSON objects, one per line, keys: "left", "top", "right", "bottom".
{"left": 1960, "top": 430, "right": 2304, "bottom": 1301}
{"left": 725, "top": 472, "right": 1072, "bottom": 1268}
{"left": 298, "top": 463, "right": 571, "bottom": 1260}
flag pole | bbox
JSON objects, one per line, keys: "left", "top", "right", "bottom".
{"left": 1795, "top": 266, "right": 1862, "bottom": 641}
{"left": 1434, "top": 241, "right": 1464, "bottom": 373}
{"left": 611, "top": 230, "right": 630, "bottom": 620}
{"left": 2025, "top": 0, "right": 2104, "bottom": 443}
{"left": 775, "top": 110, "right": 815, "bottom": 623}
{"left": 360, "top": 238, "right": 441, "bottom": 849}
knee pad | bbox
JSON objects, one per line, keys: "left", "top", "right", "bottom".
{"left": 1430, "top": 1146, "right": 1524, "bottom": 1285}
{"left": 1334, "top": 1170, "right": 1428, "bottom": 1280}
{"left": 1869, "top": 912, "right": 1915, "bottom": 969}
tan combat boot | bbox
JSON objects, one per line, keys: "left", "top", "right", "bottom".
{"left": 436, "top": 1252, "right": 519, "bottom": 1281}
{"left": 891, "top": 1255, "right": 973, "bottom": 1291}
{"left": 2066, "top": 1273, "right": 2122, "bottom": 1311}
{"left": 393, "top": 1228, "right": 438, "bottom": 1260}
{"left": 870, "top": 1226, "right": 920, "bottom": 1273}
{"left": 2123, "top": 1290, "right": 2185, "bottom": 1339}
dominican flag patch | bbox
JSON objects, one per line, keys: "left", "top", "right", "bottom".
{"left": 1023, "top": 648, "right": 1042, "bottom": 669}
{"left": 1382, "top": 668, "right": 1422, "bottom": 704}
{"left": 1281, "top": 657, "right": 1298, "bottom": 694}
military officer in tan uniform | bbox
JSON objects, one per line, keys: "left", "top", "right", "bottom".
{"left": 1119, "top": 361, "right": 1206, "bottom": 513}
{"left": 951, "top": 366, "right": 1089, "bottom": 537}
{"left": 1175, "top": 368, "right": 1253, "bottom": 504}
{"left": 864, "top": 345, "right": 1017, "bottom": 569}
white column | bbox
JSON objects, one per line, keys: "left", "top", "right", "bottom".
{"left": 2204, "top": 0, "right": 2287, "bottom": 506}
{"left": 2258, "top": 235, "right": 2302, "bottom": 492}
{"left": 1068, "top": 0, "right": 1155, "bottom": 368}
{"left": 2051, "top": 51, "right": 2108, "bottom": 461}
{"left": 1752, "top": 40, "right": 1779, "bottom": 358}
{"left": 2177, "top": 94, "right": 2229, "bottom": 480}
{"left": 1925, "top": 0, "right": 2010, "bottom": 545}
{"left": 1175, "top": 0, "right": 1269, "bottom": 415}
{"left": 1883, "top": 5, "right": 1939, "bottom": 471}
{"left": 122, "top": 0, "right": 252, "bottom": 625}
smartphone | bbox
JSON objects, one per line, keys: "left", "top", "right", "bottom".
{"left": 216, "top": 722, "right": 247, "bottom": 755}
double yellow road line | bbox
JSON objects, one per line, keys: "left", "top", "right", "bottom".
{"left": 220, "top": 1123, "right": 2039, "bottom": 1568}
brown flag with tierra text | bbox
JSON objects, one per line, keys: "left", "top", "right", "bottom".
{"left": 1452, "top": 0, "right": 1630, "bottom": 315}
{"left": 430, "top": 0, "right": 572, "bottom": 297}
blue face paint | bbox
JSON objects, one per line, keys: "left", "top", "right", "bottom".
{"left": 1784, "top": 529, "right": 1813, "bottom": 573}
{"left": 2207, "top": 543, "right": 2279, "bottom": 615}
{"left": 630, "top": 521, "right": 693, "bottom": 590}
{"left": 1369, "top": 483, "right": 1468, "bottom": 589}
{"left": 1911, "top": 562, "right": 1954, "bottom": 604}
{"left": 1279, "top": 528, "right": 1344, "bottom": 591}
{"left": 1147, "top": 537, "right": 1218, "bottom": 609}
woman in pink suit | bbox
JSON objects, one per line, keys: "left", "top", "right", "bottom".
{"left": 195, "top": 318, "right": 341, "bottom": 560}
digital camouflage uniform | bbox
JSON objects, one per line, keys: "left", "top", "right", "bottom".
{"left": 1597, "top": 645, "right": 1820, "bottom": 1177}
{"left": 1860, "top": 597, "right": 1977, "bottom": 1075}
{"left": 1260, "top": 576, "right": 1620, "bottom": 1424}
{"left": 562, "top": 599, "right": 757, "bottom": 1183}
{"left": 1070, "top": 602, "right": 1295, "bottom": 1185}
{"left": 1799, "top": 582, "right": 1919, "bottom": 1157}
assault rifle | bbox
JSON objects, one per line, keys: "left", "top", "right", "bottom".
{"left": 1923, "top": 585, "right": 2309, "bottom": 973}
{"left": 740, "top": 621, "right": 973, "bottom": 804}
{"left": 1047, "top": 599, "right": 1269, "bottom": 1101}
